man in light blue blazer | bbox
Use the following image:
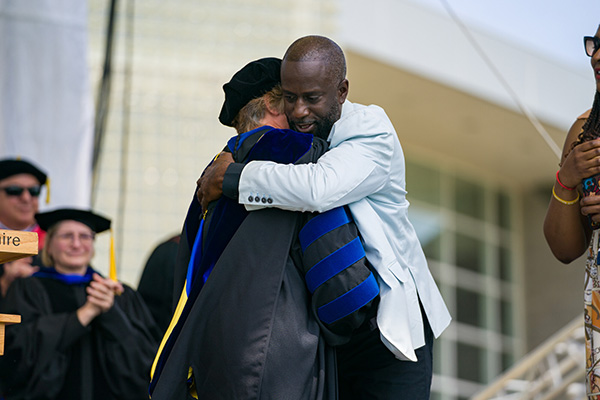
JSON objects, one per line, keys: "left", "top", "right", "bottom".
{"left": 197, "top": 35, "right": 452, "bottom": 400}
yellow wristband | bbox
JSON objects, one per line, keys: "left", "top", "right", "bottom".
{"left": 552, "top": 186, "right": 580, "bottom": 205}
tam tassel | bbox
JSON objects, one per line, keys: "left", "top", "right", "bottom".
{"left": 109, "top": 229, "right": 117, "bottom": 281}
{"left": 45, "top": 177, "right": 51, "bottom": 204}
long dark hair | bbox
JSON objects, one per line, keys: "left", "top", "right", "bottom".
{"left": 575, "top": 91, "right": 600, "bottom": 145}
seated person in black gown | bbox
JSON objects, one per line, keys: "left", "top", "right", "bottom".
{"left": 0, "top": 208, "right": 161, "bottom": 400}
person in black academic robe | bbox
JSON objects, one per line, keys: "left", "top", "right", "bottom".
{"left": 0, "top": 158, "right": 50, "bottom": 304}
{"left": 149, "top": 58, "right": 379, "bottom": 400}
{"left": 137, "top": 234, "right": 180, "bottom": 334}
{"left": 0, "top": 209, "right": 161, "bottom": 400}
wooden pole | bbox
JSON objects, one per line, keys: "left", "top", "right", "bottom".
{"left": 0, "top": 314, "right": 21, "bottom": 355}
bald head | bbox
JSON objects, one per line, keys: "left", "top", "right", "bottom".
{"left": 283, "top": 36, "right": 346, "bottom": 84}
{"left": 280, "top": 36, "right": 349, "bottom": 139}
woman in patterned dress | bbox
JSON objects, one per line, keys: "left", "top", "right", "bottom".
{"left": 544, "top": 24, "right": 600, "bottom": 398}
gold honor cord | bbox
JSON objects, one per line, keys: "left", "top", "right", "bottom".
{"left": 150, "top": 282, "right": 189, "bottom": 381}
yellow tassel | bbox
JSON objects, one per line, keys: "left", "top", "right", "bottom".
{"left": 109, "top": 229, "right": 117, "bottom": 281}
{"left": 45, "top": 177, "right": 51, "bottom": 204}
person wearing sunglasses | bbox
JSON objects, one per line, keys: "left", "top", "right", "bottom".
{"left": 543, "top": 25, "right": 600, "bottom": 397}
{"left": 0, "top": 158, "right": 48, "bottom": 302}
{"left": 0, "top": 158, "right": 47, "bottom": 232}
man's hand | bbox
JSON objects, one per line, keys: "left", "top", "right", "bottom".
{"left": 0, "top": 256, "right": 38, "bottom": 297}
{"left": 196, "top": 152, "right": 234, "bottom": 211}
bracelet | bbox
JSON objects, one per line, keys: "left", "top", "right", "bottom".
{"left": 552, "top": 186, "right": 580, "bottom": 205}
{"left": 556, "top": 170, "right": 575, "bottom": 190}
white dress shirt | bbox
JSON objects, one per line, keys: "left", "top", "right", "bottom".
{"left": 238, "top": 100, "right": 451, "bottom": 361}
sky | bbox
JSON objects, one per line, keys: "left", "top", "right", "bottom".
{"left": 410, "top": 0, "right": 600, "bottom": 75}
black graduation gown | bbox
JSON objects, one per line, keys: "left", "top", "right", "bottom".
{"left": 137, "top": 235, "right": 180, "bottom": 334}
{"left": 150, "top": 127, "right": 379, "bottom": 400}
{"left": 0, "top": 268, "right": 161, "bottom": 400}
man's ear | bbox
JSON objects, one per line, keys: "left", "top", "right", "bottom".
{"left": 338, "top": 79, "right": 349, "bottom": 104}
{"left": 262, "top": 96, "right": 289, "bottom": 129}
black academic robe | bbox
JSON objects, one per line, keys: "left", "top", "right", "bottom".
{"left": 150, "top": 127, "right": 379, "bottom": 400}
{"left": 0, "top": 267, "right": 161, "bottom": 400}
{"left": 138, "top": 235, "right": 180, "bottom": 334}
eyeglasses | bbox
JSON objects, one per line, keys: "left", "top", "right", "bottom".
{"left": 56, "top": 232, "right": 96, "bottom": 243}
{"left": 0, "top": 185, "right": 42, "bottom": 197}
{"left": 584, "top": 36, "right": 600, "bottom": 57}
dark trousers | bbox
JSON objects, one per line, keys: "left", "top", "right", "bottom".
{"left": 336, "top": 304, "right": 434, "bottom": 400}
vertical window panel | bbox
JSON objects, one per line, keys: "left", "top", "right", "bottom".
{"left": 500, "top": 299, "right": 513, "bottom": 336}
{"left": 457, "top": 342, "right": 484, "bottom": 383}
{"left": 454, "top": 177, "right": 485, "bottom": 219}
{"left": 455, "top": 233, "right": 484, "bottom": 273}
{"left": 456, "top": 287, "right": 483, "bottom": 327}
{"left": 498, "top": 245, "right": 512, "bottom": 282}
{"left": 406, "top": 162, "right": 441, "bottom": 205}
{"left": 497, "top": 191, "right": 511, "bottom": 230}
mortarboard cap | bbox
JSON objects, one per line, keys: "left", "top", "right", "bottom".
{"left": 35, "top": 208, "right": 111, "bottom": 233}
{"left": 36, "top": 208, "right": 119, "bottom": 282}
{"left": 0, "top": 158, "right": 47, "bottom": 185}
{"left": 218, "top": 57, "right": 282, "bottom": 127}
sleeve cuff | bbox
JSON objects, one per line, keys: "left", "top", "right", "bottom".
{"left": 58, "top": 313, "right": 91, "bottom": 350}
{"left": 223, "top": 163, "right": 244, "bottom": 200}
{"left": 94, "top": 304, "right": 135, "bottom": 340}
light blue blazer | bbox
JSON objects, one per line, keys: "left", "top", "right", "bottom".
{"left": 238, "top": 100, "right": 452, "bottom": 361}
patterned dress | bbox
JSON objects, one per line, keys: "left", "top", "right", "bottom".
{"left": 585, "top": 230, "right": 600, "bottom": 398}
{"left": 576, "top": 109, "right": 599, "bottom": 398}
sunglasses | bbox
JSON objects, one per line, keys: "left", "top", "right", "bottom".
{"left": 584, "top": 36, "right": 600, "bottom": 57}
{"left": 0, "top": 185, "right": 42, "bottom": 197}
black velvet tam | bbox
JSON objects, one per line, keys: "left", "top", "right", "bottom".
{"left": 218, "top": 57, "right": 281, "bottom": 127}
{"left": 36, "top": 208, "right": 111, "bottom": 233}
{"left": 0, "top": 158, "right": 47, "bottom": 185}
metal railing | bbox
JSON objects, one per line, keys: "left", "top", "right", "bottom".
{"left": 471, "top": 316, "right": 587, "bottom": 400}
